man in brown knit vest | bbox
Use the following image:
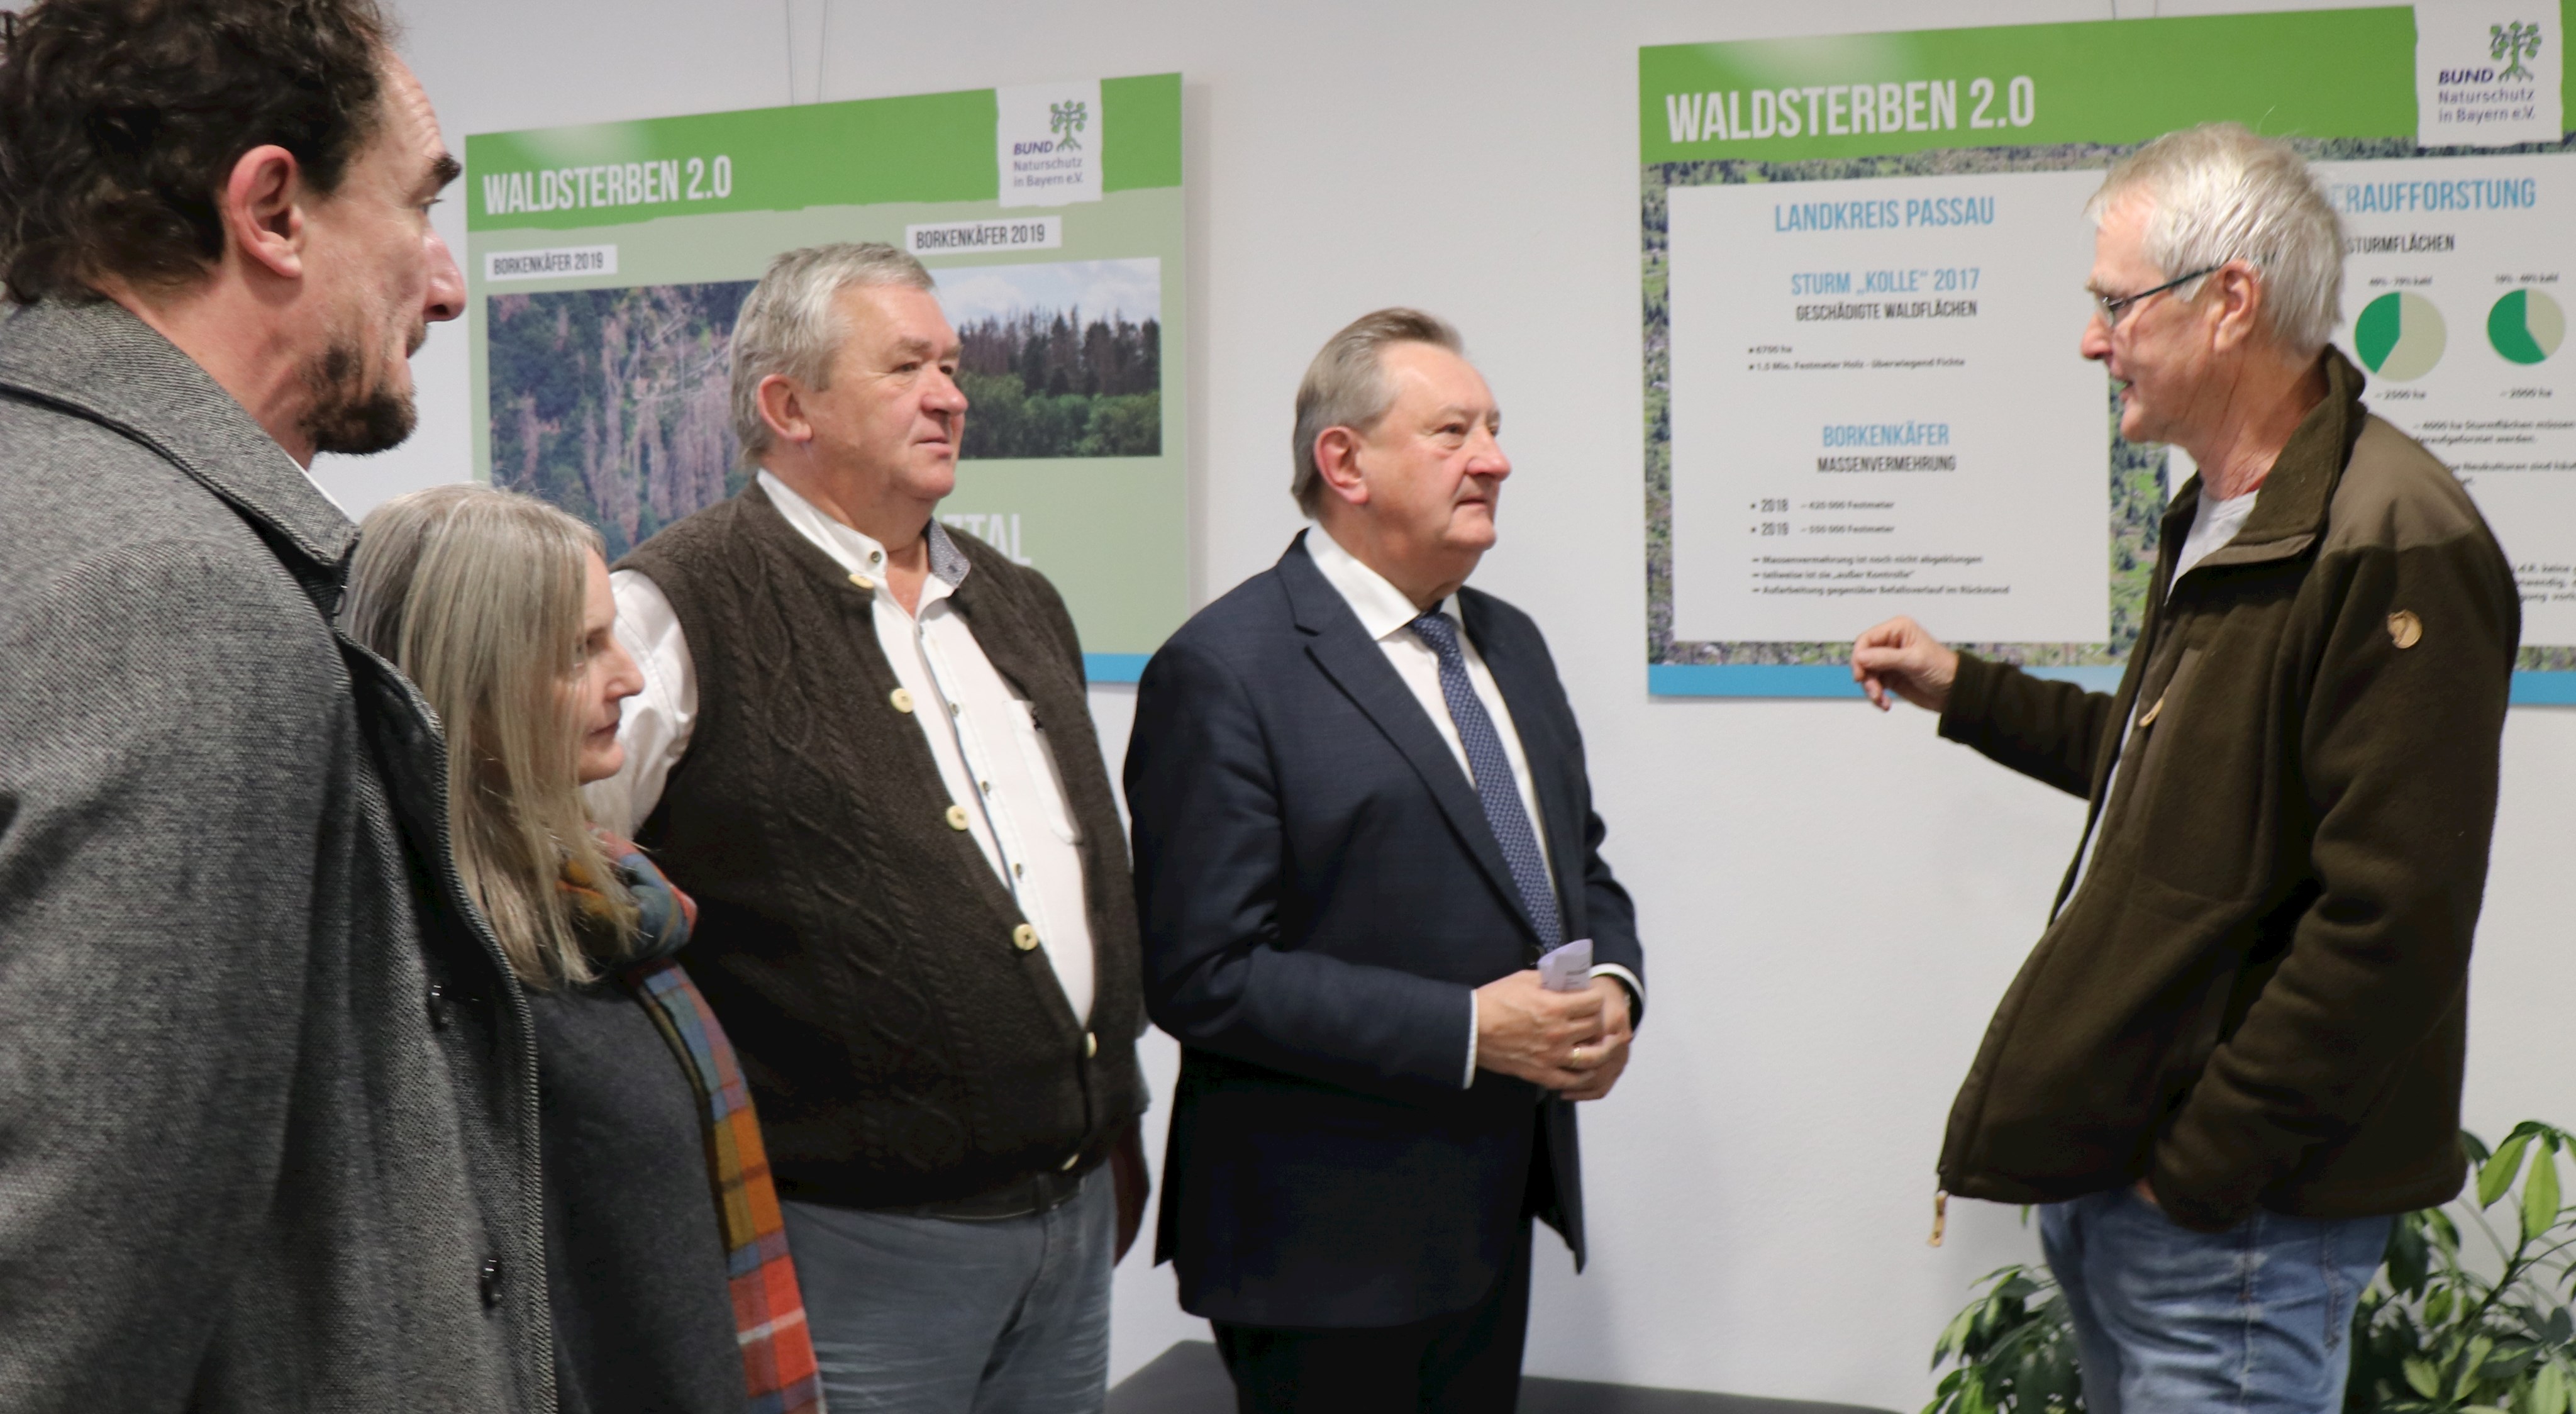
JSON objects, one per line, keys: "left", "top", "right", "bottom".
{"left": 587, "top": 242, "right": 1148, "bottom": 1413}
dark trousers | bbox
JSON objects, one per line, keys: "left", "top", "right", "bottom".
{"left": 1209, "top": 1216, "right": 1535, "bottom": 1414}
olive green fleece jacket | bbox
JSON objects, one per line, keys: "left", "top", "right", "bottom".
{"left": 1935, "top": 349, "right": 2519, "bottom": 1233}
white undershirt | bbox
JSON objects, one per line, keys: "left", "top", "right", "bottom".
{"left": 2063, "top": 481, "right": 2260, "bottom": 905}
{"left": 2173, "top": 483, "right": 2261, "bottom": 583}
{"left": 586, "top": 471, "right": 1097, "bottom": 1023}
{"left": 295, "top": 455, "right": 346, "bottom": 512}
{"left": 1302, "top": 525, "right": 1643, "bottom": 1086}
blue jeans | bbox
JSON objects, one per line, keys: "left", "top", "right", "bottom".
{"left": 780, "top": 1166, "right": 1114, "bottom": 1414}
{"left": 2040, "top": 1188, "right": 2390, "bottom": 1414}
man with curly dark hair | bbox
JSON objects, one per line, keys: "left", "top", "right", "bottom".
{"left": 0, "top": 3, "right": 548, "bottom": 1410}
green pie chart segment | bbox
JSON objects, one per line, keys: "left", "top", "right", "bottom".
{"left": 2356, "top": 292, "right": 2446, "bottom": 381}
{"left": 2488, "top": 289, "right": 2565, "bottom": 365}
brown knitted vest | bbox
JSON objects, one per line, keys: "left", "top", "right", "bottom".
{"left": 621, "top": 484, "right": 1146, "bottom": 1208}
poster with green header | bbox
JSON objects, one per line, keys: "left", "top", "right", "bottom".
{"left": 465, "top": 74, "right": 1184, "bottom": 682}
{"left": 1641, "top": 6, "right": 2576, "bottom": 702}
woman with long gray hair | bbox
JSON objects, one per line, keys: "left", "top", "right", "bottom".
{"left": 343, "top": 484, "right": 821, "bottom": 1414}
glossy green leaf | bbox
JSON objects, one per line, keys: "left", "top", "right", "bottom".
{"left": 2450, "top": 1338, "right": 2490, "bottom": 1403}
{"left": 2534, "top": 1359, "right": 2571, "bottom": 1414}
{"left": 2416, "top": 1356, "right": 2453, "bottom": 1397}
{"left": 1934, "top": 1305, "right": 1977, "bottom": 1367}
{"left": 2390, "top": 1211, "right": 2434, "bottom": 1296}
{"left": 2433, "top": 1209, "right": 2465, "bottom": 1255}
{"left": 2526, "top": 1140, "right": 2563, "bottom": 1249}
{"left": 2487, "top": 1344, "right": 2542, "bottom": 1380}
{"left": 2488, "top": 1133, "right": 2538, "bottom": 1208}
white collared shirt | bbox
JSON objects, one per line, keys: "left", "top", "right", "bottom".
{"left": 587, "top": 470, "right": 1096, "bottom": 1023}
{"left": 1302, "top": 525, "right": 1642, "bottom": 1085}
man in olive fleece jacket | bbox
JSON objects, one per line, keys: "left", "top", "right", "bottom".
{"left": 1853, "top": 125, "right": 2516, "bottom": 1414}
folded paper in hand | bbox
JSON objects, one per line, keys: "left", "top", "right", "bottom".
{"left": 1537, "top": 938, "right": 1592, "bottom": 993}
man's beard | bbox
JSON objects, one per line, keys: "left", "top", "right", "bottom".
{"left": 298, "top": 330, "right": 421, "bottom": 455}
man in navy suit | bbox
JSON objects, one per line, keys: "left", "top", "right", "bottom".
{"left": 1124, "top": 309, "right": 1645, "bottom": 1411}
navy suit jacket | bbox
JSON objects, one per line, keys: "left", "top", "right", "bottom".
{"left": 1124, "top": 532, "right": 1644, "bottom": 1328}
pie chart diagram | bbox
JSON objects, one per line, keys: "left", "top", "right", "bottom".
{"left": 2487, "top": 289, "right": 2565, "bottom": 365}
{"left": 2356, "top": 292, "right": 2445, "bottom": 381}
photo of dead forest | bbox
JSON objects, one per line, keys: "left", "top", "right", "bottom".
{"left": 484, "top": 257, "right": 1163, "bottom": 559}
{"left": 486, "top": 281, "right": 752, "bottom": 559}
{"left": 939, "top": 257, "right": 1163, "bottom": 460}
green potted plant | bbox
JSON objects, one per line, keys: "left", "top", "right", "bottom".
{"left": 1924, "top": 1123, "right": 2575, "bottom": 1414}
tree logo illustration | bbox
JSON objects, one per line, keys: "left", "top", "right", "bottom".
{"left": 1050, "top": 100, "right": 1089, "bottom": 151}
{"left": 2491, "top": 20, "right": 2543, "bottom": 81}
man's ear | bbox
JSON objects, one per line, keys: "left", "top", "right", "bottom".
{"left": 1312, "top": 426, "right": 1370, "bottom": 508}
{"left": 757, "top": 373, "right": 814, "bottom": 448}
{"left": 221, "top": 145, "right": 306, "bottom": 282}
{"left": 2207, "top": 262, "right": 2264, "bottom": 353}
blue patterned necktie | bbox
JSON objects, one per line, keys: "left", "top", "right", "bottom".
{"left": 1408, "top": 610, "right": 1563, "bottom": 950}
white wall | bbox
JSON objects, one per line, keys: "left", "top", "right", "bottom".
{"left": 339, "top": 1, "right": 2576, "bottom": 1405}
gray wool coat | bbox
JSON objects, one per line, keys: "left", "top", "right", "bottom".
{"left": 0, "top": 301, "right": 551, "bottom": 1411}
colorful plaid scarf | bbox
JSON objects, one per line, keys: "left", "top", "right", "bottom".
{"left": 565, "top": 837, "right": 824, "bottom": 1414}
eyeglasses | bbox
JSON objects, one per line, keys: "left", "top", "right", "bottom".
{"left": 2092, "top": 265, "right": 2221, "bottom": 328}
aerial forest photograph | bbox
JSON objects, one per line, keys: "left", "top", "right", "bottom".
{"left": 938, "top": 256, "right": 1163, "bottom": 460}
{"left": 486, "top": 279, "right": 753, "bottom": 560}
{"left": 485, "top": 257, "right": 1162, "bottom": 559}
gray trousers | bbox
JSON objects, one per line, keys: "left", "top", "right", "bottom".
{"left": 780, "top": 1166, "right": 1114, "bottom": 1414}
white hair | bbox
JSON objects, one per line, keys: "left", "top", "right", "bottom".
{"left": 728, "top": 242, "right": 935, "bottom": 468}
{"left": 2086, "top": 123, "right": 2345, "bottom": 354}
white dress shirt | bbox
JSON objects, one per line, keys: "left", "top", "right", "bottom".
{"left": 1302, "top": 526, "right": 1642, "bottom": 1085}
{"left": 587, "top": 471, "right": 1097, "bottom": 1022}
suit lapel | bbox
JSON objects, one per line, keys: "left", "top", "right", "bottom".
{"left": 1277, "top": 536, "right": 1541, "bottom": 947}
{"left": 1463, "top": 591, "right": 1582, "bottom": 940}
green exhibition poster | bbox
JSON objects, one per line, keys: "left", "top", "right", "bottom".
{"left": 465, "top": 74, "right": 1185, "bottom": 680}
{"left": 1640, "top": 6, "right": 2576, "bottom": 701}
